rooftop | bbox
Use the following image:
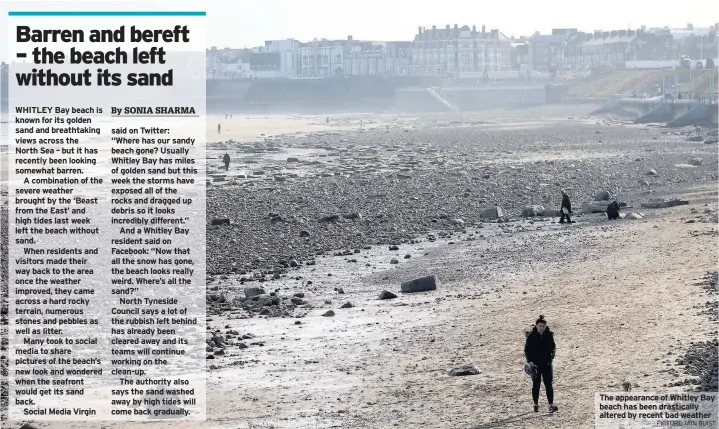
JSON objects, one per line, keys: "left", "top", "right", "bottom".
{"left": 530, "top": 34, "right": 573, "bottom": 43}
{"left": 667, "top": 28, "right": 715, "bottom": 39}
{"left": 415, "top": 24, "right": 508, "bottom": 41}
{"left": 577, "top": 34, "right": 637, "bottom": 47}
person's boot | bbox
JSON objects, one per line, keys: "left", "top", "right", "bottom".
{"left": 548, "top": 404, "right": 558, "bottom": 413}
{"left": 533, "top": 404, "right": 539, "bottom": 412}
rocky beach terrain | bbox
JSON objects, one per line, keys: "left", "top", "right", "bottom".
{"left": 203, "top": 107, "right": 716, "bottom": 284}
{"left": 1, "top": 104, "right": 718, "bottom": 429}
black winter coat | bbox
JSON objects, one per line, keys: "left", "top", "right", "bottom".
{"left": 561, "top": 195, "right": 572, "bottom": 212}
{"left": 524, "top": 327, "right": 556, "bottom": 365}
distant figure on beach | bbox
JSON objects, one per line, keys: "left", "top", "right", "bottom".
{"left": 217, "top": 123, "right": 221, "bottom": 134}
{"left": 230, "top": 114, "right": 233, "bottom": 119}
{"left": 225, "top": 114, "right": 228, "bottom": 119}
{"left": 559, "top": 190, "right": 572, "bottom": 224}
{"left": 223, "top": 153, "right": 230, "bottom": 171}
{"left": 326, "top": 116, "right": 329, "bottom": 124}
{"left": 607, "top": 200, "right": 620, "bottom": 220}
{"left": 524, "top": 315, "right": 558, "bottom": 414}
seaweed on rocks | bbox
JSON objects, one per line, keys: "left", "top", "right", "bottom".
{"left": 695, "top": 270, "right": 718, "bottom": 322}
{"left": 677, "top": 272, "right": 719, "bottom": 391}
{"left": 676, "top": 339, "right": 718, "bottom": 391}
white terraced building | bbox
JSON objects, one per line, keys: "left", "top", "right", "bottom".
{"left": 409, "top": 24, "right": 513, "bottom": 77}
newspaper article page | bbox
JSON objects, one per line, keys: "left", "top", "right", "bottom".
{"left": 4, "top": 4, "right": 207, "bottom": 422}
{"left": 0, "top": 1, "right": 717, "bottom": 429}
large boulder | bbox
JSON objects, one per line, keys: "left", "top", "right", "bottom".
{"left": 543, "top": 208, "right": 561, "bottom": 217}
{"left": 595, "top": 190, "right": 611, "bottom": 201}
{"left": 640, "top": 198, "right": 690, "bottom": 209}
{"left": 401, "top": 276, "right": 437, "bottom": 293}
{"left": 624, "top": 212, "right": 644, "bottom": 220}
{"left": 318, "top": 214, "right": 340, "bottom": 223}
{"left": 378, "top": 290, "right": 397, "bottom": 300}
{"left": 448, "top": 365, "right": 480, "bottom": 376}
{"left": 480, "top": 206, "right": 504, "bottom": 219}
{"left": 582, "top": 200, "right": 612, "bottom": 213}
{"left": 521, "top": 205, "right": 545, "bottom": 217}
{"left": 244, "top": 287, "right": 266, "bottom": 298}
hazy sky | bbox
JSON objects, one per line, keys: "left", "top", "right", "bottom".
{"left": 0, "top": 0, "right": 717, "bottom": 56}
{"left": 206, "top": 0, "right": 719, "bottom": 48}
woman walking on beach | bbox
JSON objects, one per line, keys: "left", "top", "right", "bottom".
{"left": 524, "top": 315, "right": 558, "bottom": 413}
{"left": 223, "top": 153, "right": 230, "bottom": 171}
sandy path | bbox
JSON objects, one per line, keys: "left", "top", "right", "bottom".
{"left": 19, "top": 184, "right": 717, "bottom": 429}
{"left": 206, "top": 113, "right": 397, "bottom": 144}
{"left": 208, "top": 115, "right": 334, "bottom": 143}
{"left": 340, "top": 185, "right": 717, "bottom": 429}
{"left": 203, "top": 106, "right": 602, "bottom": 145}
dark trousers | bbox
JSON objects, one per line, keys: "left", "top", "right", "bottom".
{"left": 559, "top": 210, "right": 571, "bottom": 224}
{"left": 531, "top": 362, "right": 554, "bottom": 404}
{"left": 224, "top": 161, "right": 229, "bottom": 170}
